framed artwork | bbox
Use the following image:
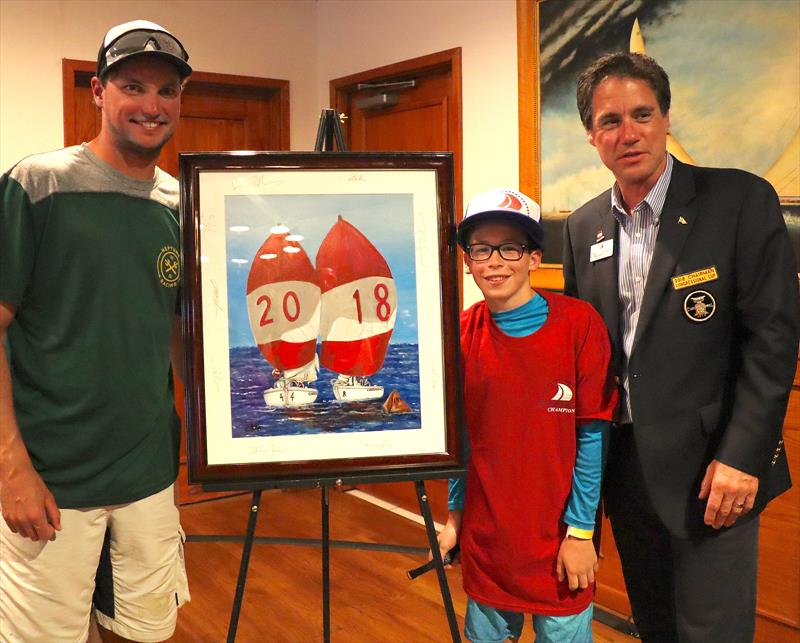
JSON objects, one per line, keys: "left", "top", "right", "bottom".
{"left": 179, "top": 152, "right": 465, "bottom": 488}
{"left": 518, "top": 0, "right": 800, "bottom": 271}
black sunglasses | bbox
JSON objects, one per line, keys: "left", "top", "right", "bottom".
{"left": 100, "top": 30, "right": 189, "bottom": 75}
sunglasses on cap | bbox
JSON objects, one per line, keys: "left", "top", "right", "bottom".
{"left": 99, "top": 29, "right": 190, "bottom": 77}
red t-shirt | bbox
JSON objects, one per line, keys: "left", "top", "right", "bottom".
{"left": 459, "top": 289, "right": 616, "bottom": 615}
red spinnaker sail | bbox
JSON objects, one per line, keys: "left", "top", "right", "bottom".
{"left": 316, "top": 216, "right": 397, "bottom": 377}
{"left": 246, "top": 232, "right": 321, "bottom": 372}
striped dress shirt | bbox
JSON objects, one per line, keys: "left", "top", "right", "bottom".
{"left": 612, "top": 153, "right": 673, "bottom": 423}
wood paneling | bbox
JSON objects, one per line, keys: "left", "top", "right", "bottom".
{"left": 531, "top": 264, "right": 565, "bottom": 291}
{"left": 758, "top": 372, "right": 800, "bottom": 637}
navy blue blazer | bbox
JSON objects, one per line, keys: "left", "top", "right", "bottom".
{"left": 563, "top": 156, "right": 798, "bottom": 537}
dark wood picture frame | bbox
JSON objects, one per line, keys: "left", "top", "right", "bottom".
{"left": 179, "top": 152, "right": 465, "bottom": 489}
{"left": 517, "top": 0, "right": 564, "bottom": 289}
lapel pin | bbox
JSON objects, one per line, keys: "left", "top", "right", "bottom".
{"left": 678, "top": 216, "right": 688, "bottom": 225}
{"left": 596, "top": 229, "right": 605, "bottom": 242}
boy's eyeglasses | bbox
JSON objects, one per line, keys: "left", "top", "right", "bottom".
{"left": 466, "top": 242, "right": 528, "bottom": 262}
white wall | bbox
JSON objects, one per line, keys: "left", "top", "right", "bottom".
{"left": 1, "top": 0, "right": 520, "bottom": 304}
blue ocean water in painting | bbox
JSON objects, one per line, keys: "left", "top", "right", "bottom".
{"left": 230, "top": 343, "right": 421, "bottom": 437}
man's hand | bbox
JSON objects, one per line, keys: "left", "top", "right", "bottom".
{"left": 0, "top": 302, "right": 61, "bottom": 542}
{"left": 1, "top": 456, "right": 61, "bottom": 542}
{"left": 698, "top": 459, "right": 759, "bottom": 529}
{"left": 556, "top": 536, "right": 597, "bottom": 591}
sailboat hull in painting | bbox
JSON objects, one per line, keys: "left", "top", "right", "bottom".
{"left": 263, "top": 380, "right": 318, "bottom": 406}
{"left": 246, "top": 231, "right": 321, "bottom": 407}
{"left": 331, "top": 373, "right": 384, "bottom": 401}
{"left": 316, "top": 216, "right": 397, "bottom": 402}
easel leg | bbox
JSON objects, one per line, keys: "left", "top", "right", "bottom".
{"left": 227, "top": 489, "right": 262, "bottom": 643}
{"left": 321, "top": 486, "right": 331, "bottom": 643}
{"left": 415, "top": 480, "right": 462, "bottom": 643}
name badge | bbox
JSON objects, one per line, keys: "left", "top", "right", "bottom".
{"left": 671, "top": 266, "right": 718, "bottom": 290}
{"left": 590, "top": 239, "right": 614, "bottom": 262}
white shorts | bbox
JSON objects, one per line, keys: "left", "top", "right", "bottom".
{"left": 0, "top": 484, "right": 190, "bottom": 643}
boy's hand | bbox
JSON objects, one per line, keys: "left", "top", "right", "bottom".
{"left": 556, "top": 535, "right": 597, "bottom": 590}
{"left": 432, "top": 521, "right": 460, "bottom": 568}
{"left": 429, "top": 510, "right": 461, "bottom": 567}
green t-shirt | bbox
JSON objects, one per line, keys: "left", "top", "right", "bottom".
{"left": 1, "top": 144, "right": 181, "bottom": 508}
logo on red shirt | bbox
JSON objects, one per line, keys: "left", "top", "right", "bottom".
{"left": 548, "top": 382, "right": 575, "bottom": 413}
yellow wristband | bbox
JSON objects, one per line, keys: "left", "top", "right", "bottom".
{"left": 566, "top": 526, "right": 594, "bottom": 540}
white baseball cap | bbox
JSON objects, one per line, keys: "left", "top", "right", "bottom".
{"left": 97, "top": 20, "right": 191, "bottom": 79}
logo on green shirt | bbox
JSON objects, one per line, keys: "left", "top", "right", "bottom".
{"left": 157, "top": 246, "right": 180, "bottom": 287}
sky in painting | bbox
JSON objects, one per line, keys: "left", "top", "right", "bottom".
{"left": 223, "top": 193, "right": 418, "bottom": 347}
{"left": 539, "top": 0, "right": 800, "bottom": 214}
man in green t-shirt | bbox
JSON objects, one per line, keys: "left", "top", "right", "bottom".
{"left": 1, "top": 20, "right": 192, "bottom": 643}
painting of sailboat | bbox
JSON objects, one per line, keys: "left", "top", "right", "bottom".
{"left": 225, "top": 192, "right": 422, "bottom": 438}
{"left": 316, "top": 215, "right": 397, "bottom": 402}
{"left": 246, "top": 226, "right": 321, "bottom": 407}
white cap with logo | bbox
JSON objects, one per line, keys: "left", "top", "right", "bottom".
{"left": 457, "top": 188, "right": 543, "bottom": 250}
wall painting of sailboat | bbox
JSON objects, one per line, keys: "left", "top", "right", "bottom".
{"left": 180, "top": 153, "right": 464, "bottom": 486}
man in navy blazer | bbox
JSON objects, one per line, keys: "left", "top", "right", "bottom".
{"left": 563, "top": 52, "right": 799, "bottom": 642}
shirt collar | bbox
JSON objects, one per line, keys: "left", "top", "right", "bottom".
{"left": 611, "top": 153, "right": 673, "bottom": 224}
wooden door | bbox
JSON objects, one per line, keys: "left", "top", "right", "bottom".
{"left": 330, "top": 49, "right": 462, "bottom": 524}
{"left": 331, "top": 47, "right": 462, "bottom": 218}
{"left": 62, "top": 59, "right": 289, "bottom": 504}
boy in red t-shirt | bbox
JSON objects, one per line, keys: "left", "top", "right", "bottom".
{"left": 438, "top": 188, "right": 617, "bottom": 642}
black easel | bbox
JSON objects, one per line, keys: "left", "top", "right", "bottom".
{"left": 222, "top": 109, "right": 461, "bottom": 643}
{"left": 314, "top": 107, "right": 347, "bottom": 153}
{"left": 314, "top": 109, "right": 341, "bottom": 643}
